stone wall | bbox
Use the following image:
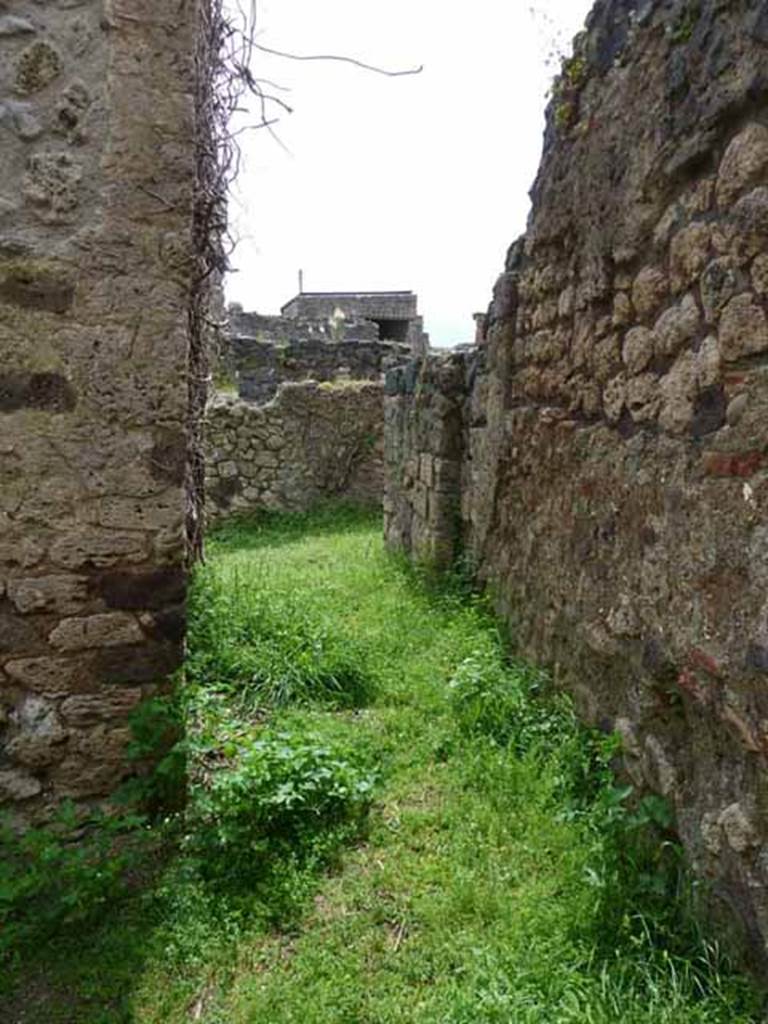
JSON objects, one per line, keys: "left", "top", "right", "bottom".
{"left": 231, "top": 308, "right": 381, "bottom": 344}
{"left": 231, "top": 332, "right": 411, "bottom": 405}
{"left": 384, "top": 354, "right": 474, "bottom": 568}
{"left": 206, "top": 381, "right": 385, "bottom": 518}
{"left": 386, "top": 0, "right": 768, "bottom": 964}
{"left": 0, "top": 1, "right": 201, "bottom": 820}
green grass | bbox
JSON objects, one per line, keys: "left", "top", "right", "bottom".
{"left": 1, "top": 504, "right": 763, "bottom": 1022}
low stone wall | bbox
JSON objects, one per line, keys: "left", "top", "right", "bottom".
{"left": 230, "top": 308, "right": 380, "bottom": 343}
{"left": 231, "top": 335, "right": 411, "bottom": 405}
{"left": 206, "top": 381, "right": 384, "bottom": 518}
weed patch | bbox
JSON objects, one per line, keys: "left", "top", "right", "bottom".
{"left": 187, "top": 562, "right": 375, "bottom": 710}
{"left": 185, "top": 717, "right": 376, "bottom": 898}
{"left": 2, "top": 506, "right": 763, "bottom": 1022}
{"left": 0, "top": 803, "right": 150, "bottom": 962}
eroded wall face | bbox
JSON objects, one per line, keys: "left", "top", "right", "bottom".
{"left": 384, "top": 355, "right": 472, "bottom": 568}
{"left": 206, "top": 382, "right": 385, "bottom": 518}
{"left": 0, "top": 1, "right": 198, "bottom": 819}
{"left": 386, "top": 0, "right": 768, "bottom": 959}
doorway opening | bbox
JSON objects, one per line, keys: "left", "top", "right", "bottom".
{"left": 373, "top": 318, "right": 410, "bottom": 344}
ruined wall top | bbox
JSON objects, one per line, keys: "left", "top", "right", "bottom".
{"left": 222, "top": 290, "right": 427, "bottom": 404}
{"left": 521, "top": 0, "right": 768, "bottom": 277}
{"left": 281, "top": 290, "right": 418, "bottom": 322}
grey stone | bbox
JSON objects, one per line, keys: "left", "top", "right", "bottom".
{"left": 0, "top": 769, "right": 42, "bottom": 801}
{"left": 719, "top": 803, "right": 758, "bottom": 854}
{"left": 653, "top": 294, "right": 701, "bottom": 358}
{"left": 718, "top": 294, "right": 768, "bottom": 362}
{"left": 0, "top": 16, "right": 36, "bottom": 37}
{"left": 726, "top": 393, "right": 749, "bottom": 427}
{"left": 49, "top": 614, "right": 144, "bottom": 652}
{"left": 622, "top": 326, "right": 654, "bottom": 375}
{"left": 0, "top": 101, "right": 43, "bottom": 142}
{"left": 717, "top": 123, "right": 768, "bottom": 208}
{"left": 700, "top": 257, "right": 744, "bottom": 322}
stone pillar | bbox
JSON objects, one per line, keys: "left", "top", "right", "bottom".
{"left": 384, "top": 353, "right": 471, "bottom": 569}
{"left": 0, "top": 0, "right": 200, "bottom": 821}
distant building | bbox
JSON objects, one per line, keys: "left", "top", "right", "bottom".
{"left": 223, "top": 289, "right": 428, "bottom": 404}
{"left": 280, "top": 291, "right": 429, "bottom": 353}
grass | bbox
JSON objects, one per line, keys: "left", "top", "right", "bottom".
{"left": 0, "top": 504, "right": 763, "bottom": 1022}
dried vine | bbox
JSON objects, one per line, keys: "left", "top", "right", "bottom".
{"left": 188, "top": 0, "right": 261, "bottom": 563}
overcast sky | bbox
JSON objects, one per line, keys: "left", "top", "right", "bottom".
{"left": 225, "top": 0, "right": 594, "bottom": 346}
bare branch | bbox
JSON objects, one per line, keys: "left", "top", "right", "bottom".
{"left": 254, "top": 43, "right": 423, "bottom": 78}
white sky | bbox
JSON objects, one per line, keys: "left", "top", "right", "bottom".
{"left": 225, "top": 0, "right": 594, "bottom": 346}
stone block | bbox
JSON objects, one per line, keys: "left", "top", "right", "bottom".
{"left": 730, "top": 187, "right": 768, "bottom": 258}
{"left": 97, "top": 497, "right": 184, "bottom": 533}
{"left": 60, "top": 690, "right": 143, "bottom": 727}
{"left": 0, "top": 769, "right": 41, "bottom": 801}
{"left": 696, "top": 336, "right": 721, "bottom": 389}
{"left": 659, "top": 351, "right": 697, "bottom": 435}
{"left": 50, "top": 530, "right": 147, "bottom": 570}
{"left": 602, "top": 374, "right": 627, "bottom": 423}
{"left": 4, "top": 656, "right": 94, "bottom": 695}
{"left": 49, "top": 613, "right": 143, "bottom": 652}
{"left": 718, "top": 294, "right": 768, "bottom": 362}
{"left": 716, "top": 123, "right": 768, "bottom": 208}
{"left": 632, "top": 266, "right": 668, "bottom": 320}
{"left": 626, "top": 373, "right": 661, "bottom": 423}
{"left": 5, "top": 695, "right": 68, "bottom": 769}
{"left": 751, "top": 253, "right": 768, "bottom": 295}
{"left": 8, "top": 575, "right": 89, "bottom": 615}
{"left": 669, "top": 223, "right": 711, "bottom": 293}
{"left": 622, "top": 326, "right": 654, "bottom": 375}
{"left": 653, "top": 294, "right": 701, "bottom": 359}
{"left": 412, "top": 482, "right": 429, "bottom": 521}
{"left": 701, "top": 257, "right": 745, "bottom": 322}
{"left": 419, "top": 453, "right": 434, "bottom": 487}
{"left": 718, "top": 803, "right": 758, "bottom": 854}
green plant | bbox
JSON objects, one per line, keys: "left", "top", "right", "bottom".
{"left": 671, "top": 1, "right": 700, "bottom": 44}
{"left": 552, "top": 53, "right": 588, "bottom": 132}
{"left": 0, "top": 802, "right": 149, "bottom": 960}
{"left": 184, "top": 722, "right": 376, "bottom": 896}
{"left": 4, "top": 506, "right": 761, "bottom": 1022}
{"left": 186, "top": 564, "right": 376, "bottom": 710}
{"left": 121, "top": 693, "right": 187, "bottom": 811}
{"left": 449, "top": 647, "right": 571, "bottom": 755}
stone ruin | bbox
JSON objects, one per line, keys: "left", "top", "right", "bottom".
{"left": 225, "top": 290, "right": 427, "bottom": 404}
{"left": 205, "top": 380, "right": 388, "bottom": 520}
{"left": 204, "top": 291, "right": 423, "bottom": 519}
{"left": 4, "top": 0, "right": 768, "bottom": 974}
{"left": 385, "top": 0, "right": 768, "bottom": 965}
{"left": 0, "top": 0, "right": 203, "bottom": 820}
